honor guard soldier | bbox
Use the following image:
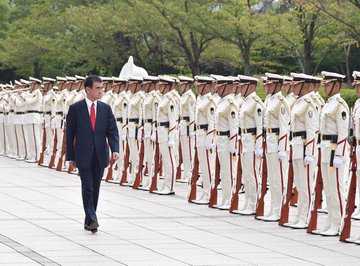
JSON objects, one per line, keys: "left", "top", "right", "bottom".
{"left": 113, "top": 78, "right": 130, "bottom": 181}
{"left": 140, "top": 76, "right": 160, "bottom": 189}
{"left": 283, "top": 75, "right": 297, "bottom": 109}
{"left": 178, "top": 76, "right": 196, "bottom": 183}
{"left": 14, "top": 80, "right": 29, "bottom": 161}
{"left": 352, "top": 71, "right": 360, "bottom": 220}
{"left": 151, "top": 76, "right": 179, "bottom": 195}
{"left": 126, "top": 76, "right": 145, "bottom": 186}
{"left": 73, "top": 76, "right": 87, "bottom": 103}
{"left": 46, "top": 77, "right": 62, "bottom": 168}
{"left": 189, "top": 76, "right": 217, "bottom": 204}
{"left": 3, "top": 85, "right": 15, "bottom": 158}
{"left": 312, "top": 71, "right": 349, "bottom": 236}
{"left": 24, "top": 78, "right": 43, "bottom": 163}
{"left": 8, "top": 85, "right": 19, "bottom": 159}
{"left": 238, "top": 75, "right": 264, "bottom": 215}
{"left": 54, "top": 76, "right": 70, "bottom": 171}
{"left": 0, "top": 87, "right": 6, "bottom": 156}
{"left": 212, "top": 75, "right": 239, "bottom": 210}
{"left": 40, "top": 77, "right": 55, "bottom": 166}
{"left": 101, "top": 77, "right": 116, "bottom": 107}
{"left": 283, "top": 73, "right": 317, "bottom": 228}
{"left": 257, "top": 73, "right": 290, "bottom": 221}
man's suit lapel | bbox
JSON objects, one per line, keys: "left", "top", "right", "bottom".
{"left": 79, "top": 99, "right": 93, "bottom": 132}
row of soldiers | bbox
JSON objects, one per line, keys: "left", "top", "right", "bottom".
{"left": 0, "top": 70, "right": 360, "bottom": 243}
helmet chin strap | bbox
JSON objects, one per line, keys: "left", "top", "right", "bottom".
{"left": 219, "top": 84, "right": 228, "bottom": 97}
{"left": 272, "top": 83, "right": 280, "bottom": 95}
{"left": 328, "top": 81, "right": 337, "bottom": 97}
{"left": 244, "top": 84, "right": 250, "bottom": 97}
{"left": 198, "top": 84, "right": 204, "bottom": 95}
{"left": 298, "top": 83, "right": 305, "bottom": 97}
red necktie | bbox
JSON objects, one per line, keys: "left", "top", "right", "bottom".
{"left": 90, "top": 103, "right": 96, "bottom": 131}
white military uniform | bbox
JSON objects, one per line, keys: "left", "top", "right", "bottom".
{"left": 25, "top": 88, "right": 43, "bottom": 162}
{"left": 319, "top": 92, "right": 349, "bottom": 235}
{"left": 155, "top": 89, "right": 179, "bottom": 194}
{"left": 41, "top": 88, "right": 56, "bottom": 164}
{"left": 3, "top": 93, "right": 14, "bottom": 157}
{"left": 192, "top": 92, "right": 217, "bottom": 203}
{"left": 142, "top": 89, "right": 161, "bottom": 188}
{"left": 286, "top": 93, "right": 297, "bottom": 110}
{"left": 239, "top": 91, "right": 264, "bottom": 214}
{"left": 215, "top": 92, "right": 239, "bottom": 209}
{"left": 127, "top": 89, "right": 145, "bottom": 185}
{"left": 352, "top": 71, "right": 360, "bottom": 219}
{"left": 8, "top": 93, "right": 19, "bottom": 158}
{"left": 262, "top": 91, "right": 290, "bottom": 220}
{"left": 51, "top": 88, "right": 68, "bottom": 166}
{"left": 113, "top": 90, "right": 130, "bottom": 180}
{"left": 288, "top": 92, "right": 318, "bottom": 228}
{"left": 15, "top": 91, "right": 29, "bottom": 160}
{"left": 0, "top": 96, "right": 6, "bottom": 155}
{"left": 179, "top": 89, "right": 196, "bottom": 182}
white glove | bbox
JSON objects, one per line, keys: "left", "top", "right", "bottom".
{"left": 50, "top": 123, "right": 56, "bottom": 129}
{"left": 168, "top": 139, "right": 175, "bottom": 147}
{"left": 255, "top": 148, "right": 263, "bottom": 157}
{"left": 278, "top": 151, "right": 287, "bottom": 161}
{"left": 137, "top": 128, "right": 142, "bottom": 141}
{"left": 121, "top": 134, "right": 127, "bottom": 141}
{"left": 150, "top": 131, "right": 157, "bottom": 142}
{"left": 333, "top": 155, "right": 343, "bottom": 168}
{"left": 205, "top": 142, "right": 214, "bottom": 150}
{"left": 230, "top": 148, "right": 238, "bottom": 156}
{"left": 189, "top": 131, "right": 196, "bottom": 137}
{"left": 304, "top": 155, "right": 313, "bottom": 165}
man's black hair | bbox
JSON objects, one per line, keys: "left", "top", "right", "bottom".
{"left": 84, "top": 75, "right": 102, "bottom": 89}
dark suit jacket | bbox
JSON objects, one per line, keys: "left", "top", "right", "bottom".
{"left": 66, "top": 99, "right": 119, "bottom": 170}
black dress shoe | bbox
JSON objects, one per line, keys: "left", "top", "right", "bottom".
{"left": 84, "top": 220, "right": 99, "bottom": 233}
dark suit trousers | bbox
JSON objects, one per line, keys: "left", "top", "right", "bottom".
{"left": 79, "top": 151, "right": 104, "bottom": 225}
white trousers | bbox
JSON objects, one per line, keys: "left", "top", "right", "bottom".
{"left": 197, "top": 145, "right": 215, "bottom": 200}
{"left": 321, "top": 163, "right": 345, "bottom": 230}
{"left": 266, "top": 152, "right": 287, "bottom": 216}
{"left": 0, "top": 123, "right": 6, "bottom": 154}
{"left": 16, "top": 124, "right": 27, "bottom": 159}
{"left": 293, "top": 159, "right": 314, "bottom": 223}
{"left": 180, "top": 135, "right": 195, "bottom": 181}
{"left": 242, "top": 152, "right": 260, "bottom": 211}
{"left": 25, "top": 124, "right": 41, "bottom": 161}
{"left": 159, "top": 142, "right": 176, "bottom": 192}
{"left": 128, "top": 137, "right": 139, "bottom": 184}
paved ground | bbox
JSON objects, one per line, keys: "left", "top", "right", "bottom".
{"left": 0, "top": 156, "right": 360, "bottom": 266}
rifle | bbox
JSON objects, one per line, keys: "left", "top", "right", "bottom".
{"left": 133, "top": 129, "right": 145, "bottom": 189}
{"left": 339, "top": 111, "right": 357, "bottom": 241}
{"left": 230, "top": 139, "right": 242, "bottom": 212}
{"left": 48, "top": 128, "right": 58, "bottom": 168}
{"left": 105, "top": 157, "right": 115, "bottom": 182}
{"left": 38, "top": 122, "right": 46, "bottom": 166}
{"left": 279, "top": 145, "right": 294, "bottom": 225}
{"left": 209, "top": 151, "right": 220, "bottom": 208}
{"left": 176, "top": 140, "right": 183, "bottom": 180}
{"left": 56, "top": 124, "right": 66, "bottom": 171}
{"left": 307, "top": 148, "right": 323, "bottom": 233}
{"left": 120, "top": 139, "right": 130, "bottom": 186}
{"left": 255, "top": 118, "right": 267, "bottom": 217}
{"left": 150, "top": 131, "right": 160, "bottom": 192}
{"left": 188, "top": 135, "right": 199, "bottom": 202}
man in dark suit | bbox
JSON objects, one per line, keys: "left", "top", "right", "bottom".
{"left": 66, "top": 75, "right": 119, "bottom": 233}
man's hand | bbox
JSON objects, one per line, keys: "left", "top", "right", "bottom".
{"left": 112, "top": 152, "right": 120, "bottom": 161}
{"left": 69, "top": 161, "right": 76, "bottom": 169}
